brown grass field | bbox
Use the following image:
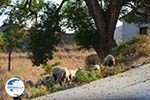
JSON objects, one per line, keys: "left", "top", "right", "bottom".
{"left": 0, "top": 47, "right": 95, "bottom": 100}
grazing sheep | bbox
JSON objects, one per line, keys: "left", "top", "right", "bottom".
{"left": 93, "top": 64, "right": 101, "bottom": 70}
{"left": 52, "top": 66, "right": 70, "bottom": 86}
{"left": 103, "top": 54, "right": 115, "bottom": 66}
{"left": 68, "top": 68, "right": 78, "bottom": 81}
{"left": 24, "top": 80, "right": 34, "bottom": 88}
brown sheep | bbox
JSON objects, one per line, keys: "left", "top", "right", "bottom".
{"left": 103, "top": 54, "right": 115, "bottom": 66}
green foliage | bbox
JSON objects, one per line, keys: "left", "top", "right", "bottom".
{"left": 3, "top": 24, "right": 27, "bottom": 50}
{"left": 113, "top": 35, "right": 150, "bottom": 63}
{"left": 122, "top": 0, "right": 150, "bottom": 24}
{"left": 62, "top": 0, "right": 98, "bottom": 49}
{"left": 30, "top": 85, "right": 48, "bottom": 98}
{"left": 29, "top": 2, "right": 62, "bottom": 66}
{"left": 113, "top": 36, "right": 139, "bottom": 63}
{"left": 0, "top": 0, "right": 10, "bottom": 7}
{"left": 0, "top": 32, "right": 5, "bottom": 51}
{"left": 88, "top": 70, "right": 102, "bottom": 81}
{"left": 74, "top": 70, "right": 102, "bottom": 84}
{"left": 1, "top": 0, "right": 31, "bottom": 52}
{"left": 50, "top": 84, "right": 62, "bottom": 93}
{"left": 134, "top": 35, "right": 150, "bottom": 56}
{"left": 43, "top": 62, "right": 60, "bottom": 76}
{"left": 74, "top": 70, "right": 90, "bottom": 83}
{"left": 101, "top": 65, "right": 127, "bottom": 77}
{"left": 85, "top": 54, "right": 101, "bottom": 69}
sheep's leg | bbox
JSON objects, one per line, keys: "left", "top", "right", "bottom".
{"left": 59, "top": 81, "right": 63, "bottom": 86}
{"left": 53, "top": 74, "right": 57, "bottom": 81}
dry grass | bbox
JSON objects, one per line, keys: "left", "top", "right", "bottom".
{"left": 0, "top": 52, "right": 44, "bottom": 100}
{"left": 0, "top": 46, "right": 95, "bottom": 99}
{"left": 49, "top": 47, "right": 96, "bottom": 69}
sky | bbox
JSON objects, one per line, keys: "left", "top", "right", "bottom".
{"left": 0, "top": 0, "right": 122, "bottom": 28}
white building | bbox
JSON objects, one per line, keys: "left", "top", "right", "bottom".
{"left": 114, "top": 21, "right": 150, "bottom": 45}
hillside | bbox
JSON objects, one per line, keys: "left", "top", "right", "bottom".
{"left": 1, "top": 35, "right": 150, "bottom": 99}
{"left": 0, "top": 48, "right": 95, "bottom": 100}
{"left": 33, "top": 63, "right": 150, "bottom": 100}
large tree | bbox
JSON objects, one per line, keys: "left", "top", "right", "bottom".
{"left": 0, "top": 0, "right": 149, "bottom": 66}
{"left": 62, "top": 0, "right": 150, "bottom": 58}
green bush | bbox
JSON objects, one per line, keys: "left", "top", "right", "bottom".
{"left": 74, "top": 70, "right": 90, "bottom": 83}
{"left": 74, "top": 70, "right": 102, "bottom": 84}
{"left": 42, "top": 62, "right": 60, "bottom": 76}
{"left": 85, "top": 54, "right": 101, "bottom": 69}
{"left": 30, "top": 85, "right": 48, "bottom": 98}
{"left": 88, "top": 70, "right": 102, "bottom": 81}
{"left": 101, "top": 65, "right": 127, "bottom": 77}
{"left": 134, "top": 35, "right": 150, "bottom": 56}
{"left": 113, "top": 35, "right": 150, "bottom": 63}
{"left": 50, "top": 84, "right": 63, "bottom": 93}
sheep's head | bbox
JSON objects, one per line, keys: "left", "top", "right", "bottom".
{"left": 93, "top": 64, "right": 101, "bottom": 70}
{"left": 103, "top": 54, "right": 115, "bottom": 66}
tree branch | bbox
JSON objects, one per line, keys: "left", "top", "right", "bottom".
{"left": 56, "top": 0, "right": 68, "bottom": 14}
{"left": 125, "top": 2, "right": 150, "bottom": 16}
{"left": 84, "top": 0, "right": 105, "bottom": 32}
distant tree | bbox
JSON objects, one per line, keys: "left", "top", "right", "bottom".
{"left": 0, "top": 0, "right": 46, "bottom": 68}
{"left": 2, "top": 23, "right": 28, "bottom": 71}
{"left": 1, "top": 0, "right": 30, "bottom": 71}
{"left": 0, "top": 0, "right": 64, "bottom": 67}
{"left": 0, "top": 32, "right": 5, "bottom": 51}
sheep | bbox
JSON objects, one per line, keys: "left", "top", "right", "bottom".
{"left": 103, "top": 54, "right": 115, "bottom": 66}
{"left": 68, "top": 68, "right": 78, "bottom": 81}
{"left": 52, "top": 66, "right": 70, "bottom": 86}
{"left": 93, "top": 64, "right": 101, "bottom": 70}
{"left": 24, "top": 80, "right": 34, "bottom": 88}
{"left": 67, "top": 67, "right": 82, "bottom": 85}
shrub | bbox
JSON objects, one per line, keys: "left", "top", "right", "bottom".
{"left": 113, "top": 35, "right": 150, "bottom": 63}
{"left": 85, "top": 54, "right": 101, "bottom": 69}
{"left": 88, "top": 70, "right": 102, "bottom": 81}
{"left": 74, "top": 70, "right": 90, "bottom": 83}
{"left": 134, "top": 35, "right": 150, "bottom": 56}
{"left": 101, "top": 65, "right": 127, "bottom": 77}
{"left": 42, "top": 62, "right": 60, "bottom": 76}
{"left": 74, "top": 70, "right": 102, "bottom": 84}
{"left": 50, "top": 84, "right": 63, "bottom": 93}
{"left": 30, "top": 85, "right": 48, "bottom": 98}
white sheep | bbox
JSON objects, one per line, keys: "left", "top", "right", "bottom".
{"left": 93, "top": 64, "right": 101, "bottom": 70}
{"left": 69, "top": 67, "right": 82, "bottom": 81}
{"left": 68, "top": 69, "right": 78, "bottom": 80}
{"left": 103, "top": 54, "right": 115, "bottom": 66}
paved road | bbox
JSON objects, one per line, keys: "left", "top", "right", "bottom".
{"left": 33, "top": 64, "right": 150, "bottom": 100}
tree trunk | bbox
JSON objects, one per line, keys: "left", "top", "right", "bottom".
{"left": 8, "top": 47, "right": 12, "bottom": 71}
{"left": 84, "top": 0, "right": 123, "bottom": 59}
